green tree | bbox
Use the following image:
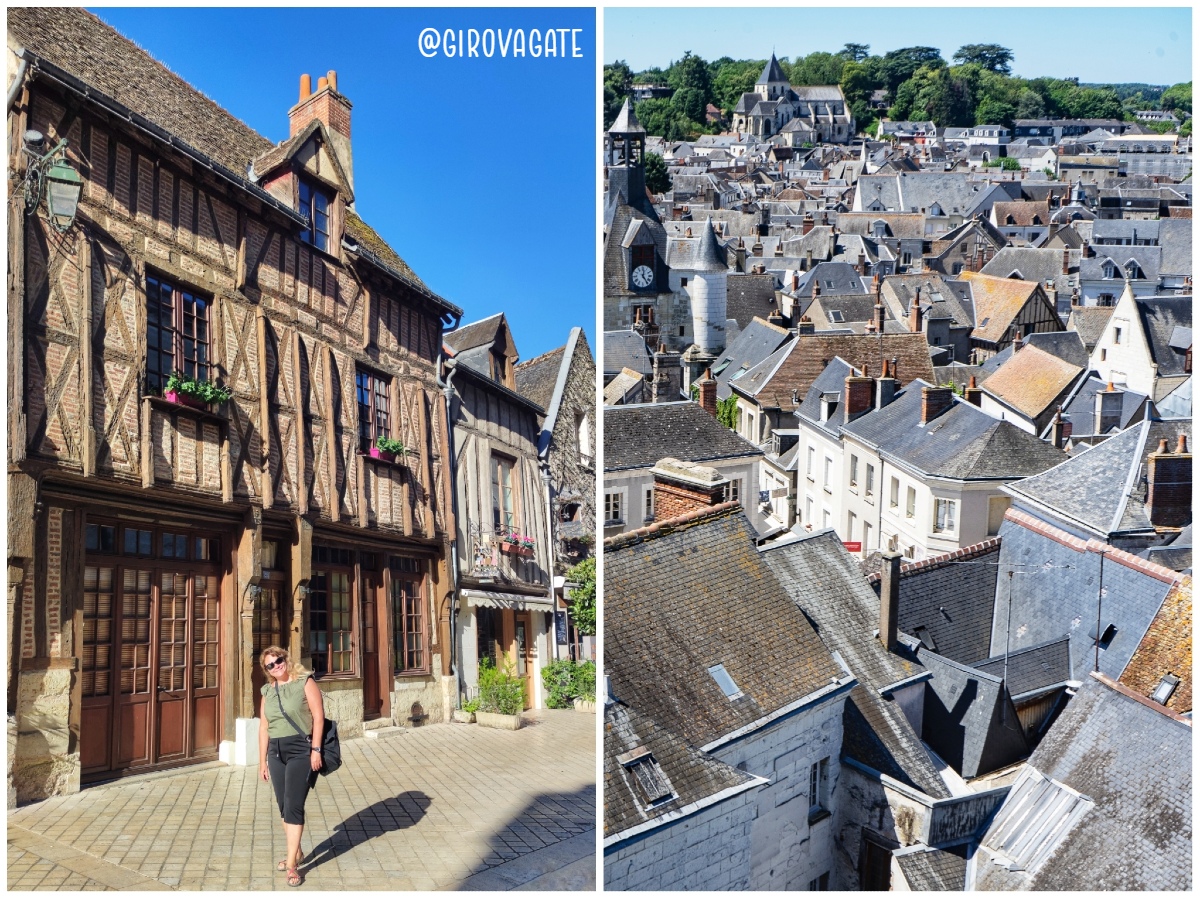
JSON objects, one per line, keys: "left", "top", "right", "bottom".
{"left": 716, "top": 396, "right": 739, "bottom": 430}
{"left": 1015, "top": 88, "right": 1046, "bottom": 119}
{"left": 975, "top": 97, "right": 1017, "bottom": 129}
{"left": 952, "top": 43, "right": 1014, "bottom": 75}
{"left": 672, "top": 85, "right": 707, "bottom": 124}
{"left": 880, "top": 46, "right": 945, "bottom": 95}
{"left": 565, "top": 557, "right": 595, "bottom": 637}
{"left": 644, "top": 152, "right": 672, "bottom": 194}
{"left": 1160, "top": 81, "right": 1191, "bottom": 116}
{"left": 1181, "top": 118, "right": 1192, "bottom": 138}
{"left": 667, "top": 51, "right": 713, "bottom": 109}
{"left": 635, "top": 98, "right": 703, "bottom": 141}
{"left": 710, "top": 58, "right": 762, "bottom": 112}
{"left": 891, "top": 64, "right": 971, "bottom": 126}
{"left": 841, "top": 60, "right": 879, "bottom": 136}
{"left": 839, "top": 42, "right": 871, "bottom": 62}
{"left": 790, "top": 51, "right": 845, "bottom": 86}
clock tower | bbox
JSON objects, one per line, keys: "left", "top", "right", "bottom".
{"left": 606, "top": 98, "right": 658, "bottom": 221}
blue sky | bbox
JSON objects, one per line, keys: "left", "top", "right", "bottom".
{"left": 93, "top": 7, "right": 597, "bottom": 359}
{"left": 606, "top": 7, "right": 1192, "bottom": 85}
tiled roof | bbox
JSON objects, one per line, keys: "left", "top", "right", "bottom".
{"left": 603, "top": 368, "right": 644, "bottom": 407}
{"left": 734, "top": 333, "right": 934, "bottom": 413}
{"left": 604, "top": 509, "right": 844, "bottom": 750}
{"left": 604, "top": 402, "right": 762, "bottom": 472}
{"left": 837, "top": 212, "right": 927, "bottom": 240}
{"left": 895, "top": 845, "right": 968, "bottom": 891}
{"left": 993, "top": 200, "right": 1052, "bottom": 228}
{"left": 919, "top": 649, "right": 1029, "bottom": 778}
{"left": 960, "top": 273, "right": 1050, "bottom": 345}
{"left": 975, "top": 675, "right": 1191, "bottom": 891}
{"left": 760, "top": 531, "right": 952, "bottom": 798}
{"left": 974, "top": 636, "right": 1072, "bottom": 699}
{"left": 514, "top": 345, "right": 566, "bottom": 412}
{"left": 344, "top": 212, "right": 423, "bottom": 285}
{"left": 604, "top": 698, "right": 760, "bottom": 839}
{"left": 1118, "top": 575, "right": 1192, "bottom": 714}
{"left": 981, "top": 345, "right": 1083, "bottom": 420}
{"left": 602, "top": 330, "right": 653, "bottom": 377}
{"left": 867, "top": 539, "right": 1002, "bottom": 665}
{"left": 1066, "top": 304, "right": 1116, "bottom": 351}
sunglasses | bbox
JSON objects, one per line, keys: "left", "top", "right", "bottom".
{"left": 265, "top": 658, "right": 287, "bottom": 670}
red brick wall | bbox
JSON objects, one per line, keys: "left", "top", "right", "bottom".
{"left": 654, "top": 479, "right": 726, "bottom": 521}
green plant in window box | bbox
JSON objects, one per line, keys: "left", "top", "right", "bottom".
{"left": 164, "top": 372, "right": 232, "bottom": 407}
{"left": 370, "top": 435, "right": 408, "bottom": 462}
{"left": 461, "top": 697, "right": 480, "bottom": 714}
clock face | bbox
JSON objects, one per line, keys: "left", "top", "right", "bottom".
{"left": 632, "top": 265, "right": 654, "bottom": 289}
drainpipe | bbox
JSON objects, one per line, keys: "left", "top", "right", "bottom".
{"left": 539, "top": 462, "right": 559, "bottom": 663}
{"left": 7, "top": 53, "right": 28, "bottom": 114}
{"left": 435, "top": 312, "right": 464, "bottom": 705}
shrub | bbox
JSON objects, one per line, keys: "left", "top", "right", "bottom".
{"left": 573, "top": 660, "right": 596, "bottom": 702}
{"left": 166, "top": 372, "right": 232, "bottom": 404}
{"left": 461, "top": 697, "right": 480, "bottom": 714}
{"left": 478, "top": 656, "right": 525, "bottom": 715}
{"left": 542, "top": 659, "right": 577, "bottom": 709}
{"left": 374, "top": 434, "right": 407, "bottom": 456}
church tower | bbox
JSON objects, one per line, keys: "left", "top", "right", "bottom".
{"left": 755, "top": 53, "right": 790, "bottom": 101}
{"left": 606, "top": 98, "right": 657, "bottom": 221}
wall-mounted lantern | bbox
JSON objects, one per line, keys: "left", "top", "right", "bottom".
{"left": 23, "top": 130, "right": 83, "bottom": 233}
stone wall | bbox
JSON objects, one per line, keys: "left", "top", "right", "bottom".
{"left": 14, "top": 666, "right": 77, "bottom": 803}
{"left": 318, "top": 679, "right": 365, "bottom": 740}
{"left": 711, "top": 694, "right": 845, "bottom": 890}
{"left": 604, "top": 788, "right": 757, "bottom": 891}
{"left": 834, "top": 764, "right": 932, "bottom": 890}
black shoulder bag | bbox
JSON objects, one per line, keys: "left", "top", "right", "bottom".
{"left": 274, "top": 680, "right": 342, "bottom": 776}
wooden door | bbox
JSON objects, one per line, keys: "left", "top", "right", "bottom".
{"left": 155, "top": 572, "right": 190, "bottom": 762}
{"left": 251, "top": 580, "right": 286, "bottom": 700}
{"left": 515, "top": 612, "right": 534, "bottom": 710}
{"left": 361, "top": 570, "right": 384, "bottom": 721}
{"left": 80, "top": 565, "right": 116, "bottom": 773}
{"left": 115, "top": 568, "right": 154, "bottom": 769}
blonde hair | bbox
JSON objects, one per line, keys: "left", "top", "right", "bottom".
{"left": 259, "top": 645, "right": 308, "bottom": 681}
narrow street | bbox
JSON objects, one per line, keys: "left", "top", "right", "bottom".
{"left": 8, "top": 709, "right": 595, "bottom": 891}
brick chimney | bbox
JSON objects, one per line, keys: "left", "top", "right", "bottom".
{"left": 802, "top": 212, "right": 814, "bottom": 236}
{"left": 1094, "top": 382, "right": 1123, "bottom": 434}
{"left": 909, "top": 289, "right": 923, "bottom": 332}
{"left": 1062, "top": 247, "right": 1071, "bottom": 276}
{"left": 651, "top": 343, "right": 683, "bottom": 403}
{"left": 920, "top": 386, "right": 955, "bottom": 424}
{"left": 964, "top": 374, "right": 982, "bottom": 406}
{"left": 289, "top": 70, "right": 354, "bottom": 194}
{"left": 857, "top": 251, "right": 867, "bottom": 275}
{"left": 650, "top": 458, "right": 730, "bottom": 521}
{"left": 1012, "top": 332, "right": 1024, "bottom": 353}
{"left": 1050, "top": 406, "right": 1069, "bottom": 449}
{"left": 844, "top": 371, "right": 876, "bottom": 423}
{"left": 752, "top": 238, "right": 764, "bottom": 257}
{"left": 1146, "top": 434, "right": 1191, "bottom": 528}
{"left": 797, "top": 315, "right": 815, "bottom": 335}
{"left": 812, "top": 280, "right": 821, "bottom": 298}
{"left": 874, "top": 302, "right": 886, "bottom": 334}
{"left": 696, "top": 368, "right": 717, "bottom": 417}
{"left": 879, "top": 551, "right": 902, "bottom": 651}
{"left": 877, "top": 358, "right": 899, "bottom": 408}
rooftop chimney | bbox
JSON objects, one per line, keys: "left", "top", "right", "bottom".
{"left": 874, "top": 302, "right": 886, "bottom": 335}
{"left": 920, "top": 386, "right": 955, "bottom": 425}
{"left": 651, "top": 344, "right": 683, "bottom": 403}
{"left": 1062, "top": 247, "right": 1071, "bottom": 276}
{"left": 289, "top": 69, "right": 354, "bottom": 195}
{"left": 1146, "top": 434, "right": 1191, "bottom": 528}
{"left": 877, "top": 358, "right": 899, "bottom": 408}
{"left": 879, "top": 551, "right": 902, "bottom": 652}
{"left": 696, "top": 368, "right": 717, "bottom": 417}
{"left": 1051, "top": 406, "right": 1068, "bottom": 449}
{"left": 964, "top": 374, "right": 982, "bottom": 406}
{"left": 909, "top": 290, "right": 923, "bottom": 333}
{"left": 797, "top": 315, "right": 815, "bottom": 335}
{"left": 844, "top": 372, "right": 876, "bottom": 423}
{"left": 650, "top": 457, "right": 730, "bottom": 522}
{"left": 802, "top": 212, "right": 814, "bottom": 236}
{"left": 1094, "top": 382, "right": 1123, "bottom": 434}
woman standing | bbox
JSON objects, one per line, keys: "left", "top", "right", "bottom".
{"left": 258, "top": 646, "right": 325, "bottom": 887}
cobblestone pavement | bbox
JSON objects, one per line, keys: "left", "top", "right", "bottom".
{"left": 8, "top": 709, "right": 596, "bottom": 891}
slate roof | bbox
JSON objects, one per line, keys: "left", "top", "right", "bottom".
{"left": 514, "top": 346, "right": 566, "bottom": 413}
{"left": 7, "top": 9, "right": 429, "bottom": 295}
{"left": 604, "top": 697, "right": 761, "bottom": 839}
{"left": 760, "top": 530, "right": 951, "bottom": 798}
{"left": 1066, "top": 304, "right": 1116, "bottom": 351}
{"left": 711, "top": 318, "right": 792, "bottom": 401}
{"left": 603, "top": 330, "right": 653, "bottom": 378}
{"left": 444, "top": 313, "right": 504, "bottom": 354}
{"left": 1157, "top": 218, "right": 1192, "bottom": 276}
{"left": 993, "top": 200, "right": 1051, "bottom": 228}
{"left": 609, "top": 98, "right": 646, "bottom": 134}
{"left": 1053, "top": 377, "right": 1148, "bottom": 439}
{"left": 918, "top": 649, "right": 1029, "bottom": 778}
{"left": 842, "top": 381, "right": 1068, "bottom": 480}
{"left": 796, "top": 262, "right": 868, "bottom": 298}
{"left": 975, "top": 675, "right": 1192, "bottom": 891}
{"left": 960, "top": 273, "right": 1056, "bottom": 346}
{"left": 604, "top": 402, "right": 763, "bottom": 472}
{"left": 867, "top": 540, "right": 1002, "bottom": 665}
{"left": 894, "top": 845, "right": 968, "bottom": 891}
{"left": 837, "top": 212, "right": 927, "bottom": 240}
{"left": 1118, "top": 575, "right": 1192, "bottom": 714}
{"left": 734, "top": 334, "right": 934, "bottom": 413}
{"left": 1005, "top": 418, "right": 1192, "bottom": 539}
{"left": 1080, "top": 246, "right": 1162, "bottom": 283}
{"left": 1135, "top": 296, "right": 1193, "bottom": 378}
{"left": 980, "top": 247, "right": 1078, "bottom": 298}
{"left": 795, "top": 357, "right": 858, "bottom": 438}
{"left": 989, "top": 511, "right": 1179, "bottom": 682}
{"left": 880, "top": 274, "right": 975, "bottom": 331}
{"left": 604, "top": 203, "right": 666, "bottom": 298}
{"left": 980, "top": 345, "right": 1083, "bottom": 421}
{"left": 604, "top": 508, "right": 845, "bottom": 750}
{"left": 725, "top": 274, "right": 781, "bottom": 332}
{"left": 974, "top": 637, "right": 1073, "bottom": 700}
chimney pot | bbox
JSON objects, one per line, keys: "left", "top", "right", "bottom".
{"left": 327, "top": 70, "right": 338, "bottom": 92}
{"left": 299, "top": 73, "right": 312, "bottom": 101}
{"left": 1157, "top": 438, "right": 1170, "bottom": 454}
{"left": 317, "top": 76, "right": 329, "bottom": 93}
{"left": 1178, "top": 434, "right": 1189, "bottom": 454}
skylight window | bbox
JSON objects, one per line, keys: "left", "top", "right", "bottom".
{"left": 829, "top": 310, "right": 844, "bottom": 323}
{"left": 708, "top": 663, "right": 744, "bottom": 699}
{"left": 617, "top": 747, "right": 675, "bottom": 808}
{"left": 1151, "top": 674, "right": 1180, "bottom": 705}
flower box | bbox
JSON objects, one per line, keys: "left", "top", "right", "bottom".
{"left": 164, "top": 389, "right": 207, "bottom": 410}
{"left": 573, "top": 698, "right": 596, "bottom": 714}
{"left": 499, "top": 541, "right": 534, "bottom": 558}
{"left": 368, "top": 446, "right": 395, "bottom": 463}
{"left": 476, "top": 711, "right": 523, "bottom": 731}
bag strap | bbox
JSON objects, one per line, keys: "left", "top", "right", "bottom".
{"left": 274, "top": 680, "right": 310, "bottom": 740}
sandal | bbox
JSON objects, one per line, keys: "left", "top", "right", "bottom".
{"left": 285, "top": 866, "right": 303, "bottom": 887}
{"left": 277, "top": 852, "right": 305, "bottom": 872}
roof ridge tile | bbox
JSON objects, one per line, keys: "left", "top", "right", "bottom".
{"left": 604, "top": 502, "right": 742, "bottom": 551}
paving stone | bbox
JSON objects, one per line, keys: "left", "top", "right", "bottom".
{"left": 8, "top": 710, "right": 595, "bottom": 891}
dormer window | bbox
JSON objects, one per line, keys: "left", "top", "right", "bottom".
{"left": 298, "top": 177, "right": 332, "bottom": 252}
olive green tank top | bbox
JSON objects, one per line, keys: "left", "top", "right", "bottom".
{"left": 262, "top": 675, "right": 314, "bottom": 739}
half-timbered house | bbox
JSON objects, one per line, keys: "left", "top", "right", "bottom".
{"left": 7, "top": 8, "right": 461, "bottom": 801}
